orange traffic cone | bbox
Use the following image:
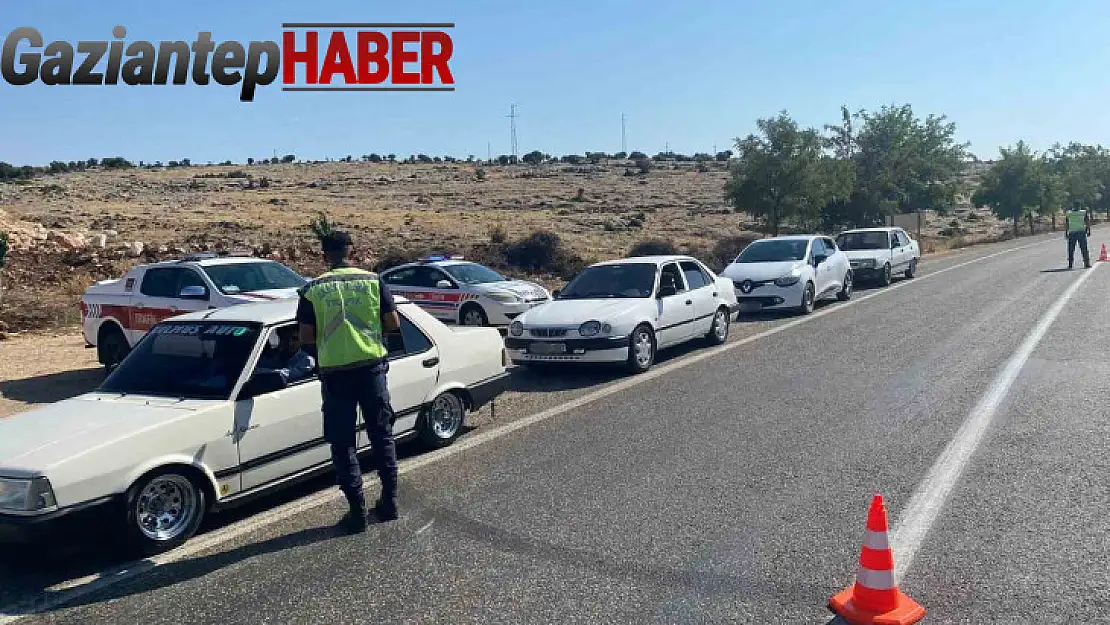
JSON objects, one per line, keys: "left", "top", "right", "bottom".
{"left": 1098, "top": 244, "right": 1107, "bottom": 263}
{"left": 829, "top": 494, "right": 925, "bottom": 625}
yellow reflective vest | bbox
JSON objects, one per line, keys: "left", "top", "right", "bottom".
{"left": 300, "top": 267, "right": 387, "bottom": 371}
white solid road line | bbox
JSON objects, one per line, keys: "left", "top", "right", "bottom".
{"left": 0, "top": 236, "right": 1057, "bottom": 622}
{"left": 891, "top": 262, "right": 1101, "bottom": 581}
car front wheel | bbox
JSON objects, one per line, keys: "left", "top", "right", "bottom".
{"left": 626, "top": 324, "right": 656, "bottom": 374}
{"left": 418, "top": 391, "right": 466, "bottom": 448}
{"left": 97, "top": 324, "right": 130, "bottom": 375}
{"left": 879, "top": 263, "right": 892, "bottom": 287}
{"left": 123, "top": 468, "right": 207, "bottom": 556}
{"left": 905, "top": 259, "right": 917, "bottom": 279}
{"left": 837, "top": 270, "right": 853, "bottom": 301}
{"left": 459, "top": 303, "right": 488, "bottom": 327}
{"left": 798, "top": 282, "right": 816, "bottom": 315}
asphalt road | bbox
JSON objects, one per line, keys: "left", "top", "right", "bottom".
{"left": 2, "top": 230, "right": 1108, "bottom": 624}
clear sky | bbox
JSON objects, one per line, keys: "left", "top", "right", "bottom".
{"left": 3, "top": 0, "right": 1110, "bottom": 166}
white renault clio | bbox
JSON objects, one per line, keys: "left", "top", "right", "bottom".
{"left": 721, "top": 235, "right": 853, "bottom": 315}
{"left": 505, "top": 255, "right": 738, "bottom": 373}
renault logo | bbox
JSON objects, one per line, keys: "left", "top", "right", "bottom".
{"left": 739, "top": 280, "right": 753, "bottom": 294}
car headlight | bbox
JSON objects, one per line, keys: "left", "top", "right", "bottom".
{"left": 579, "top": 320, "right": 601, "bottom": 336}
{"left": 774, "top": 274, "right": 801, "bottom": 287}
{"left": 509, "top": 321, "right": 524, "bottom": 336}
{"left": 0, "top": 476, "right": 56, "bottom": 512}
{"left": 487, "top": 291, "right": 522, "bottom": 303}
{"left": 855, "top": 258, "right": 876, "bottom": 268}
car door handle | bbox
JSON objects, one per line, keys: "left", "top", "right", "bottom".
{"left": 712, "top": 292, "right": 718, "bottom": 297}
{"left": 422, "top": 357, "right": 439, "bottom": 368}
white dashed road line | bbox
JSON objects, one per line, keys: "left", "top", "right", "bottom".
{"left": 0, "top": 236, "right": 1057, "bottom": 622}
{"left": 891, "top": 262, "right": 1101, "bottom": 580}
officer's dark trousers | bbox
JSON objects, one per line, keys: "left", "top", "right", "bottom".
{"left": 320, "top": 363, "right": 398, "bottom": 510}
{"left": 1068, "top": 231, "right": 1090, "bottom": 267}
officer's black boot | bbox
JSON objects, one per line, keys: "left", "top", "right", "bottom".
{"left": 338, "top": 490, "right": 368, "bottom": 534}
{"left": 370, "top": 496, "right": 398, "bottom": 523}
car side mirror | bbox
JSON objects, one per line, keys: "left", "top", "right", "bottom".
{"left": 812, "top": 254, "right": 828, "bottom": 266}
{"left": 435, "top": 279, "right": 453, "bottom": 289}
{"left": 658, "top": 284, "right": 677, "bottom": 298}
{"left": 552, "top": 289, "right": 561, "bottom": 298}
{"left": 179, "top": 285, "right": 209, "bottom": 300}
{"left": 239, "top": 369, "right": 285, "bottom": 399}
{"left": 891, "top": 240, "right": 899, "bottom": 249}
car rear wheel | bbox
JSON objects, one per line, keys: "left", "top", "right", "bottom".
{"left": 418, "top": 392, "right": 466, "bottom": 448}
{"left": 459, "top": 303, "right": 488, "bottom": 327}
{"left": 879, "top": 263, "right": 892, "bottom": 287}
{"left": 797, "top": 282, "right": 816, "bottom": 315}
{"left": 905, "top": 259, "right": 917, "bottom": 279}
{"left": 837, "top": 270, "right": 853, "bottom": 301}
{"left": 626, "top": 324, "right": 656, "bottom": 374}
{"left": 706, "top": 306, "right": 730, "bottom": 345}
{"left": 123, "top": 468, "right": 207, "bottom": 556}
{"left": 97, "top": 324, "right": 130, "bottom": 375}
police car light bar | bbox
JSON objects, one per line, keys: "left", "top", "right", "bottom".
{"left": 419, "top": 254, "right": 465, "bottom": 262}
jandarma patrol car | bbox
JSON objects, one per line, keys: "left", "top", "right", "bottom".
{"left": 379, "top": 256, "right": 552, "bottom": 327}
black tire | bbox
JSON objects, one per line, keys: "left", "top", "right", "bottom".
{"left": 837, "top": 270, "right": 854, "bottom": 301}
{"left": 797, "top": 282, "right": 816, "bottom": 315}
{"left": 458, "top": 303, "right": 488, "bottom": 327}
{"left": 879, "top": 263, "right": 892, "bottom": 287}
{"left": 418, "top": 392, "right": 466, "bottom": 448}
{"left": 705, "top": 306, "right": 731, "bottom": 345}
{"left": 625, "top": 324, "right": 656, "bottom": 374}
{"left": 905, "top": 259, "right": 917, "bottom": 279}
{"left": 122, "top": 467, "right": 207, "bottom": 556}
{"left": 97, "top": 324, "right": 131, "bottom": 375}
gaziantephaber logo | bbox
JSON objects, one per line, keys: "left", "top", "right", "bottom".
{"left": 0, "top": 23, "right": 455, "bottom": 102}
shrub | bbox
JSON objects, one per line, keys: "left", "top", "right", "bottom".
{"left": 475, "top": 168, "right": 487, "bottom": 181}
{"left": 0, "top": 231, "right": 8, "bottom": 268}
{"left": 629, "top": 239, "right": 677, "bottom": 257}
{"left": 372, "top": 249, "right": 413, "bottom": 273}
{"left": 710, "top": 234, "right": 760, "bottom": 271}
{"left": 489, "top": 224, "right": 508, "bottom": 245}
{"left": 308, "top": 212, "right": 335, "bottom": 240}
{"left": 503, "top": 230, "right": 584, "bottom": 278}
{"left": 573, "top": 187, "right": 586, "bottom": 202}
{"left": 635, "top": 159, "right": 652, "bottom": 174}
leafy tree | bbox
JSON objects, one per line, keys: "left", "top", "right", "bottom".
{"left": 714, "top": 150, "right": 732, "bottom": 161}
{"left": 369, "top": 153, "right": 382, "bottom": 163}
{"left": 247, "top": 157, "right": 254, "bottom": 165}
{"left": 725, "top": 112, "right": 851, "bottom": 236}
{"left": 561, "top": 154, "right": 583, "bottom": 164}
{"left": 971, "top": 141, "right": 1050, "bottom": 236}
{"left": 629, "top": 151, "right": 648, "bottom": 160}
{"left": 49, "top": 161, "right": 68, "bottom": 173}
{"left": 613, "top": 151, "right": 628, "bottom": 160}
{"left": 522, "top": 150, "right": 545, "bottom": 165}
{"left": 387, "top": 154, "right": 397, "bottom": 163}
{"left": 281, "top": 154, "right": 295, "bottom": 163}
{"left": 86, "top": 157, "right": 99, "bottom": 167}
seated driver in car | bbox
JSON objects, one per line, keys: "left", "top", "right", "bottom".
{"left": 256, "top": 326, "right": 316, "bottom": 386}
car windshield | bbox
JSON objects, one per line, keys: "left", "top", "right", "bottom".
{"left": 558, "top": 263, "right": 657, "bottom": 299}
{"left": 836, "top": 231, "right": 889, "bottom": 251}
{"left": 203, "top": 262, "right": 307, "bottom": 295}
{"left": 734, "top": 240, "right": 809, "bottom": 263}
{"left": 98, "top": 322, "right": 262, "bottom": 400}
{"left": 441, "top": 262, "right": 506, "bottom": 285}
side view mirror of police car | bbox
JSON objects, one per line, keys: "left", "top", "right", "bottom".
{"left": 179, "top": 285, "right": 209, "bottom": 300}
{"left": 435, "top": 279, "right": 453, "bottom": 289}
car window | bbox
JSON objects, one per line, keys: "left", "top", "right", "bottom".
{"left": 734, "top": 239, "right": 808, "bottom": 262}
{"left": 386, "top": 310, "right": 434, "bottom": 358}
{"left": 427, "top": 268, "right": 456, "bottom": 288}
{"left": 252, "top": 323, "right": 317, "bottom": 385}
{"left": 383, "top": 267, "right": 418, "bottom": 286}
{"left": 140, "top": 268, "right": 183, "bottom": 298}
{"left": 810, "top": 239, "right": 826, "bottom": 258}
{"left": 558, "top": 263, "right": 657, "bottom": 299}
{"left": 410, "top": 266, "right": 446, "bottom": 288}
{"left": 837, "top": 231, "right": 888, "bottom": 250}
{"left": 896, "top": 231, "right": 910, "bottom": 246}
{"left": 178, "top": 269, "right": 208, "bottom": 295}
{"left": 822, "top": 238, "right": 838, "bottom": 253}
{"left": 202, "top": 262, "right": 306, "bottom": 295}
{"left": 680, "top": 261, "right": 711, "bottom": 289}
{"left": 660, "top": 263, "right": 687, "bottom": 293}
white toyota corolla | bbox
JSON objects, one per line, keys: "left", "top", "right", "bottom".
{"left": 505, "top": 255, "right": 739, "bottom": 373}
{"left": 0, "top": 297, "right": 509, "bottom": 555}
{"left": 722, "top": 235, "right": 853, "bottom": 315}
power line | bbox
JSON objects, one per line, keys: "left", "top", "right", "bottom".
{"left": 621, "top": 113, "right": 627, "bottom": 154}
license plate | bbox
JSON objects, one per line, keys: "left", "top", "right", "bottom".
{"left": 738, "top": 301, "right": 761, "bottom": 313}
{"left": 528, "top": 342, "right": 566, "bottom": 355}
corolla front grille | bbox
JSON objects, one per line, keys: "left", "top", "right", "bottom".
{"left": 529, "top": 327, "right": 569, "bottom": 337}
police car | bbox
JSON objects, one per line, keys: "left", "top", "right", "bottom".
{"left": 379, "top": 256, "right": 552, "bottom": 327}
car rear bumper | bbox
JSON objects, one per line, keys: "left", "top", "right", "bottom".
{"left": 504, "top": 336, "right": 630, "bottom": 363}
{"left": 466, "top": 371, "right": 511, "bottom": 410}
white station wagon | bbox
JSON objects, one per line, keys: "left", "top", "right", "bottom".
{"left": 506, "top": 255, "right": 739, "bottom": 373}
{"left": 0, "top": 297, "right": 510, "bottom": 554}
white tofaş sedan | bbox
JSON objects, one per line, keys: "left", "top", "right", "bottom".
{"left": 505, "top": 255, "right": 739, "bottom": 373}
{"left": 0, "top": 297, "right": 510, "bottom": 555}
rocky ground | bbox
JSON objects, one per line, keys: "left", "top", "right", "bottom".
{"left": 0, "top": 159, "right": 1015, "bottom": 337}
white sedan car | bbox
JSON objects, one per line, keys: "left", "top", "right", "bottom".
{"left": 835, "top": 227, "right": 921, "bottom": 286}
{"left": 0, "top": 297, "right": 509, "bottom": 555}
{"left": 380, "top": 256, "right": 551, "bottom": 327}
{"left": 721, "top": 235, "right": 853, "bottom": 315}
{"left": 505, "top": 255, "right": 739, "bottom": 373}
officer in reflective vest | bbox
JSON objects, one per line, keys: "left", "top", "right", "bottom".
{"left": 1065, "top": 200, "right": 1092, "bottom": 270}
{"left": 297, "top": 230, "right": 401, "bottom": 532}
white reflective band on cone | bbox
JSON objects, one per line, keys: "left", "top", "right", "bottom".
{"left": 856, "top": 566, "right": 896, "bottom": 590}
{"left": 863, "top": 529, "right": 890, "bottom": 550}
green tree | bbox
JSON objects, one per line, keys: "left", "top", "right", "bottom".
{"left": 522, "top": 150, "right": 545, "bottom": 165}
{"left": 724, "top": 112, "right": 850, "bottom": 236}
{"left": 972, "top": 141, "right": 1050, "bottom": 236}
